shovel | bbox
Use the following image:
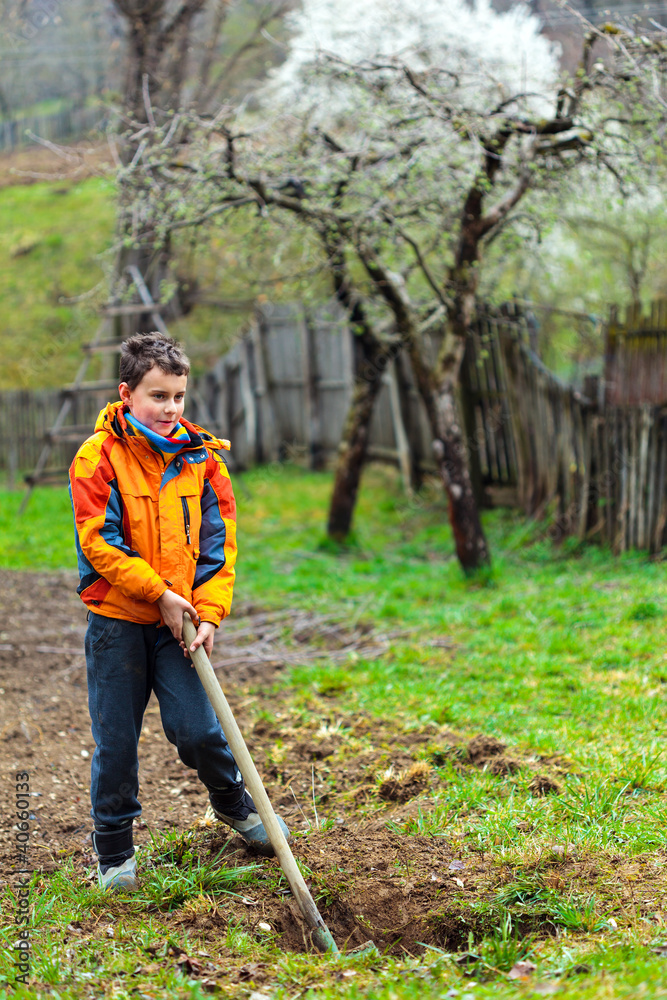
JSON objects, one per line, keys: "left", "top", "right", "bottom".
{"left": 182, "top": 612, "right": 341, "bottom": 955}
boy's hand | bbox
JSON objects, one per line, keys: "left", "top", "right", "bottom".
{"left": 186, "top": 621, "right": 216, "bottom": 661}
{"left": 157, "top": 589, "right": 199, "bottom": 645}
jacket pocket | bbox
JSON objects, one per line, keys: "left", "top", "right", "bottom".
{"left": 118, "top": 483, "right": 157, "bottom": 562}
{"left": 89, "top": 615, "right": 124, "bottom": 653}
{"left": 181, "top": 496, "right": 191, "bottom": 545}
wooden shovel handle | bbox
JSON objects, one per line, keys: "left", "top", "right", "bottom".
{"left": 182, "top": 613, "right": 338, "bottom": 954}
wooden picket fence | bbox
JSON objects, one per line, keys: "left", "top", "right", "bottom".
{"left": 0, "top": 388, "right": 104, "bottom": 487}
{"left": 460, "top": 314, "right": 518, "bottom": 494}
{"left": 6, "top": 296, "right": 667, "bottom": 555}
{"left": 494, "top": 301, "right": 667, "bottom": 554}
{"left": 605, "top": 299, "right": 667, "bottom": 406}
{"left": 187, "top": 302, "right": 436, "bottom": 483}
{"left": 0, "top": 301, "right": 435, "bottom": 487}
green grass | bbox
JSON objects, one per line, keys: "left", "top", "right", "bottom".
{"left": 4, "top": 464, "right": 667, "bottom": 997}
{"left": 0, "top": 486, "right": 76, "bottom": 567}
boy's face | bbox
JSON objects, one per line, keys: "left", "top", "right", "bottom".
{"left": 119, "top": 366, "right": 187, "bottom": 437}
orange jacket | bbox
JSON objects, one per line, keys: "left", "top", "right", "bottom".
{"left": 69, "top": 401, "right": 237, "bottom": 626}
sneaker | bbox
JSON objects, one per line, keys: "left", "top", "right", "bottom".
{"left": 98, "top": 854, "right": 138, "bottom": 892}
{"left": 208, "top": 790, "right": 291, "bottom": 857}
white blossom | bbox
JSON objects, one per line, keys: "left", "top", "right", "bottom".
{"left": 266, "top": 0, "right": 560, "bottom": 114}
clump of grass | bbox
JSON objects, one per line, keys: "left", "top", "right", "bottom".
{"left": 495, "top": 873, "right": 552, "bottom": 907}
{"left": 626, "top": 600, "right": 662, "bottom": 621}
{"left": 557, "top": 777, "right": 632, "bottom": 826}
{"left": 549, "top": 894, "right": 606, "bottom": 933}
{"left": 480, "top": 913, "right": 536, "bottom": 973}
{"left": 137, "top": 828, "right": 260, "bottom": 910}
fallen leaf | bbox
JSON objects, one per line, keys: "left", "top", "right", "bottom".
{"left": 176, "top": 953, "right": 204, "bottom": 975}
{"left": 198, "top": 980, "right": 221, "bottom": 994}
{"left": 239, "top": 963, "right": 268, "bottom": 982}
{"left": 131, "top": 963, "right": 161, "bottom": 975}
{"left": 508, "top": 960, "right": 537, "bottom": 980}
{"left": 551, "top": 843, "right": 576, "bottom": 857}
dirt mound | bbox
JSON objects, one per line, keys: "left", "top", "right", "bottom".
{"left": 378, "top": 761, "right": 432, "bottom": 803}
{"left": 529, "top": 774, "right": 562, "bottom": 796}
{"left": 467, "top": 735, "right": 507, "bottom": 762}
{"left": 465, "top": 734, "right": 521, "bottom": 773}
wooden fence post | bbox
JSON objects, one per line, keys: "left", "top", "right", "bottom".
{"left": 304, "top": 310, "right": 325, "bottom": 471}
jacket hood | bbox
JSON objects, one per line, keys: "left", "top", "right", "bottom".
{"left": 94, "top": 401, "right": 231, "bottom": 451}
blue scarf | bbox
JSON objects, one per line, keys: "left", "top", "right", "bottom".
{"left": 125, "top": 412, "right": 191, "bottom": 454}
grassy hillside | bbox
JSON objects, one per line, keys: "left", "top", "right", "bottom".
{"left": 0, "top": 177, "right": 114, "bottom": 389}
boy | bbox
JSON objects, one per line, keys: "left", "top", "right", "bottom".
{"left": 69, "top": 332, "right": 289, "bottom": 891}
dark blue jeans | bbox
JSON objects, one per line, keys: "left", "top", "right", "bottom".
{"left": 85, "top": 612, "right": 242, "bottom": 829}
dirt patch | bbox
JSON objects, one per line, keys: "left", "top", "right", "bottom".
{"left": 466, "top": 735, "right": 507, "bottom": 763}
{"left": 0, "top": 569, "right": 565, "bottom": 872}
{"left": 378, "top": 761, "right": 432, "bottom": 803}
{"left": 0, "top": 142, "right": 111, "bottom": 189}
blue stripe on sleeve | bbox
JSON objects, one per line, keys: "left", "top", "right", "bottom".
{"left": 193, "top": 479, "right": 227, "bottom": 589}
{"left": 70, "top": 482, "right": 101, "bottom": 595}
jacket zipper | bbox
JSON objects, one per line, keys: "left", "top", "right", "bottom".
{"left": 181, "top": 497, "right": 191, "bottom": 545}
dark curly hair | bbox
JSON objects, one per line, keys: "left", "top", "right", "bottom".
{"left": 119, "top": 332, "right": 190, "bottom": 390}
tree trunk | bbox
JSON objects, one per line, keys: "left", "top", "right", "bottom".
{"left": 394, "top": 350, "right": 423, "bottom": 492}
{"left": 114, "top": 0, "right": 208, "bottom": 122}
{"left": 327, "top": 359, "right": 385, "bottom": 541}
{"left": 324, "top": 236, "right": 393, "bottom": 542}
{"left": 355, "top": 244, "right": 490, "bottom": 572}
{"left": 431, "top": 330, "right": 490, "bottom": 571}
{"left": 109, "top": 0, "right": 210, "bottom": 338}
{"left": 402, "top": 326, "right": 490, "bottom": 571}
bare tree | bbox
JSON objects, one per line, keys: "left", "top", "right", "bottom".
{"left": 107, "top": 0, "right": 289, "bottom": 325}
{"left": 111, "top": 0, "right": 209, "bottom": 122}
